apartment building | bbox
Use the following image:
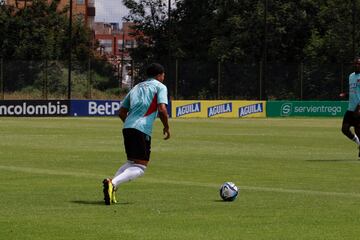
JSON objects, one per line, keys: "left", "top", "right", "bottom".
{"left": 95, "top": 22, "right": 138, "bottom": 58}
{"left": 5, "top": 0, "right": 95, "bottom": 29}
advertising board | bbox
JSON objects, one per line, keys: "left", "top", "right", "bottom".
{"left": 0, "top": 100, "right": 70, "bottom": 117}
{"left": 172, "top": 100, "right": 266, "bottom": 118}
{"left": 267, "top": 101, "right": 348, "bottom": 117}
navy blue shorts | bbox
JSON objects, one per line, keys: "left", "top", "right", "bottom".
{"left": 122, "top": 128, "right": 151, "bottom": 161}
{"left": 342, "top": 110, "right": 360, "bottom": 127}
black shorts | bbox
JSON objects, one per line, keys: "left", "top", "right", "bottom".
{"left": 123, "top": 128, "right": 151, "bottom": 161}
{"left": 342, "top": 110, "right": 360, "bottom": 127}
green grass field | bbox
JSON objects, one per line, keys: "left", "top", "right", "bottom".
{"left": 1, "top": 117, "right": 360, "bottom": 240}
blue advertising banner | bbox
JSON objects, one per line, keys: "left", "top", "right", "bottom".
{"left": 70, "top": 100, "right": 172, "bottom": 117}
{"left": 70, "top": 100, "right": 122, "bottom": 117}
{"left": 0, "top": 100, "right": 70, "bottom": 117}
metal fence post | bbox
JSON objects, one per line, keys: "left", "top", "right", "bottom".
{"left": 300, "top": 62, "right": 304, "bottom": 100}
{"left": 175, "top": 59, "right": 178, "bottom": 100}
{"left": 0, "top": 58, "right": 3, "bottom": 100}
{"left": 67, "top": 0, "right": 73, "bottom": 100}
{"left": 87, "top": 58, "right": 92, "bottom": 99}
{"left": 259, "top": 61, "right": 263, "bottom": 100}
{"left": 340, "top": 63, "right": 344, "bottom": 94}
{"left": 43, "top": 59, "right": 48, "bottom": 100}
{"left": 217, "top": 61, "right": 221, "bottom": 99}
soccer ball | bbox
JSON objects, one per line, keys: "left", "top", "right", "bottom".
{"left": 219, "top": 182, "right": 239, "bottom": 201}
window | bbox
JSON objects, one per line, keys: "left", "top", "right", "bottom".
{"left": 99, "top": 39, "right": 113, "bottom": 53}
{"left": 76, "top": 0, "right": 84, "bottom": 5}
{"left": 125, "top": 40, "right": 133, "bottom": 48}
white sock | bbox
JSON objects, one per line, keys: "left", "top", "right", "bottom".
{"left": 353, "top": 135, "right": 360, "bottom": 145}
{"left": 112, "top": 162, "right": 146, "bottom": 188}
{"left": 113, "top": 161, "right": 133, "bottom": 178}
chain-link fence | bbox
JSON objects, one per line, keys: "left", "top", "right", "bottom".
{"left": 163, "top": 60, "right": 352, "bottom": 101}
{"left": 0, "top": 58, "right": 353, "bottom": 100}
{"left": 0, "top": 58, "right": 126, "bottom": 100}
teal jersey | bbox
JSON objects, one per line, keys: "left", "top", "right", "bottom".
{"left": 121, "top": 78, "right": 168, "bottom": 136}
{"left": 348, "top": 72, "right": 360, "bottom": 111}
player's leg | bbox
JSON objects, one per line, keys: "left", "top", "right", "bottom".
{"left": 103, "top": 138, "right": 138, "bottom": 205}
{"left": 342, "top": 111, "right": 360, "bottom": 158}
{"left": 111, "top": 129, "right": 151, "bottom": 192}
{"left": 341, "top": 111, "right": 360, "bottom": 143}
{"left": 341, "top": 122, "right": 356, "bottom": 140}
{"left": 112, "top": 162, "right": 146, "bottom": 187}
{"left": 113, "top": 161, "right": 133, "bottom": 178}
{"left": 109, "top": 159, "right": 145, "bottom": 204}
{"left": 354, "top": 123, "right": 360, "bottom": 158}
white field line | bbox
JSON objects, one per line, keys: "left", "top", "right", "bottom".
{"left": 1, "top": 165, "right": 360, "bottom": 198}
{"left": 0, "top": 165, "right": 101, "bottom": 178}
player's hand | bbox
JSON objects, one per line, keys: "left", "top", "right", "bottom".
{"left": 163, "top": 127, "right": 170, "bottom": 140}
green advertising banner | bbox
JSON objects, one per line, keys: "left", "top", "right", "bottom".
{"left": 267, "top": 101, "right": 348, "bottom": 117}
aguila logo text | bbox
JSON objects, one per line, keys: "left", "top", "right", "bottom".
{"left": 176, "top": 102, "right": 201, "bottom": 117}
{"left": 239, "top": 103, "right": 263, "bottom": 117}
{"left": 208, "top": 103, "right": 232, "bottom": 117}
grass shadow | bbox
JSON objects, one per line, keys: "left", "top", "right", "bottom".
{"left": 71, "top": 200, "right": 132, "bottom": 205}
{"left": 213, "top": 200, "right": 236, "bottom": 203}
{"left": 306, "top": 159, "right": 359, "bottom": 162}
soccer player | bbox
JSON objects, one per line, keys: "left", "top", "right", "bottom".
{"left": 341, "top": 57, "right": 360, "bottom": 158}
{"left": 102, "top": 63, "right": 170, "bottom": 205}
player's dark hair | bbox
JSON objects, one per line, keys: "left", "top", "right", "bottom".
{"left": 146, "top": 63, "right": 165, "bottom": 78}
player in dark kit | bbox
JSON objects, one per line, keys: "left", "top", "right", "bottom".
{"left": 341, "top": 57, "right": 360, "bottom": 158}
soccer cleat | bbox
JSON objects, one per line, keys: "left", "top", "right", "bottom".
{"left": 102, "top": 178, "right": 113, "bottom": 205}
{"left": 111, "top": 191, "right": 117, "bottom": 203}
{"left": 111, "top": 188, "right": 117, "bottom": 204}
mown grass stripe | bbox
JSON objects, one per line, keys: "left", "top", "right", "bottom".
{"left": 1, "top": 165, "right": 359, "bottom": 198}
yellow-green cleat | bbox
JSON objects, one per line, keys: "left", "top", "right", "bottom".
{"left": 102, "top": 178, "right": 113, "bottom": 205}
{"left": 111, "top": 188, "right": 117, "bottom": 204}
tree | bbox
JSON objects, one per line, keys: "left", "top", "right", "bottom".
{"left": 304, "top": 0, "right": 355, "bottom": 63}
{"left": 0, "top": 0, "right": 115, "bottom": 96}
{"left": 122, "top": 0, "right": 170, "bottom": 62}
{"left": 122, "top": 0, "right": 360, "bottom": 100}
{"left": 0, "top": 0, "right": 94, "bottom": 61}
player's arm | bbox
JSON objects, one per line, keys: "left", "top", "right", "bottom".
{"left": 354, "top": 84, "right": 360, "bottom": 117}
{"left": 119, "top": 92, "right": 131, "bottom": 122}
{"left": 119, "top": 107, "right": 128, "bottom": 123}
{"left": 158, "top": 103, "right": 170, "bottom": 140}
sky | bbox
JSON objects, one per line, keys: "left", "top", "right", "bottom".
{"left": 95, "top": 0, "right": 174, "bottom": 26}
{"left": 95, "top": 0, "right": 129, "bottom": 25}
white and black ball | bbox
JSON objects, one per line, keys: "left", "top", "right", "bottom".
{"left": 219, "top": 182, "right": 239, "bottom": 201}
